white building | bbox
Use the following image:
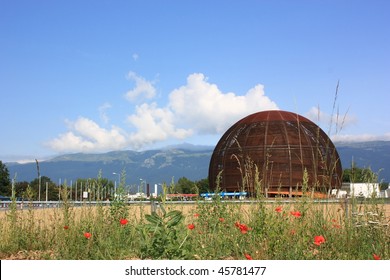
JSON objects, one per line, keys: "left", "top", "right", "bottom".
{"left": 340, "top": 182, "right": 381, "bottom": 198}
{"left": 380, "top": 188, "right": 390, "bottom": 198}
{"left": 127, "top": 192, "right": 147, "bottom": 200}
{"left": 331, "top": 189, "right": 348, "bottom": 198}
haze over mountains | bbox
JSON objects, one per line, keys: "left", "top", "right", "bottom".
{"left": 4, "top": 141, "right": 390, "bottom": 186}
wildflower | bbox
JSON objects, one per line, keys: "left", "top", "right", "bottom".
{"left": 235, "top": 222, "right": 251, "bottom": 234}
{"left": 373, "top": 254, "right": 381, "bottom": 260}
{"left": 219, "top": 217, "right": 225, "bottom": 222}
{"left": 63, "top": 225, "right": 69, "bottom": 230}
{"left": 84, "top": 232, "right": 92, "bottom": 239}
{"left": 245, "top": 253, "right": 253, "bottom": 260}
{"left": 275, "top": 206, "right": 283, "bottom": 213}
{"left": 187, "top": 223, "right": 195, "bottom": 230}
{"left": 313, "top": 235, "right": 325, "bottom": 246}
{"left": 239, "top": 224, "right": 250, "bottom": 234}
{"left": 290, "top": 211, "right": 301, "bottom": 218}
{"left": 194, "top": 213, "right": 200, "bottom": 218}
{"left": 120, "top": 218, "right": 128, "bottom": 226}
{"left": 290, "top": 229, "right": 296, "bottom": 235}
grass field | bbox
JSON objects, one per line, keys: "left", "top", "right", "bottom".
{"left": 0, "top": 197, "right": 389, "bottom": 260}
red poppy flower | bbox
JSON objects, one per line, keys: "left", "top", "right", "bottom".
{"left": 239, "top": 224, "right": 249, "bottom": 234}
{"left": 84, "top": 232, "right": 92, "bottom": 239}
{"left": 194, "top": 213, "right": 200, "bottom": 218}
{"left": 245, "top": 253, "right": 253, "bottom": 260}
{"left": 219, "top": 217, "right": 225, "bottom": 222}
{"left": 313, "top": 235, "right": 325, "bottom": 246}
{"left": 290, "top": 229, "right": 296, "bottom": 235}
{"left": 120, "top": 218, "right": 128, "bottom": 225}
{"left": 235, "top": 222, "right": 251, "bottom": 234}
{"left": 187, "top": 223, "right": 195, "bottom": 230}
{"left": 373, "top": 254, "right": 381, "bottom": 260}
{"left": 290, "top": 211, "right": 302, "bottom": 218}
{"left": 275, "top": 206, "right": 283, "bottom": 213}
{"left": 63, "top": 225, "right": 69, "bottom": 230}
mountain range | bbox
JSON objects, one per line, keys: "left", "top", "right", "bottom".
{"left": 4, "top": 141, "right": 390, "bottom": 186}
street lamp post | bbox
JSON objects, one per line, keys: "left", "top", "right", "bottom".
{"left": 140, "top": 178, "right": 148, "bottom": 197}
{"left": 113, "top": 172, "right": 120, "bottom": 197}
{"left": 38, "top": 176, "right": 41, "bottom": 202}
{"left": 59, "top": 178, "right": 61, "bottom": 202}
{"left": 139, "top": 178, "right": 144, "bottom": 194}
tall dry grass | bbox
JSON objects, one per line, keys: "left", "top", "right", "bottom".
{"left": 0, "top": 196, "right": 388, "bottom": 260}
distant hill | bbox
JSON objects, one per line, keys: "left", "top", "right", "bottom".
{"left": 5, "top": 145, "right": 214, "bottom": 186}
{"left": 4, "top": 141, "right": 390, "bottom": 185}
{"left": 335, "top": 141, "right": 390, "bottom": 181}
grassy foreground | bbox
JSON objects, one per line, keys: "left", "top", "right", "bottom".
{"left": 0, "top": 196, "right": 389, "bottom": 260}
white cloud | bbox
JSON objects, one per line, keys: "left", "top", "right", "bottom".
{"left": 168, "top": 73, "right": 279, "bottom": 134}
{"left": 47, "top": 117, "right": 128, "bottom": 152}
{"left": 126, "top": 103, "right": 193, "bottom": 149}
{"left": 125, "top": 71, "right": 156, "bottom": 101}
{"left": 48, "top": 72, "right": 279, "bottom": 153}
{"left": 332, "top": 133, "right": 390, "bottom": 143}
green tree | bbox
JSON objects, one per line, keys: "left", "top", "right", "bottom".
{"left": 195, "top": 178, "right": 210, "bottom": 194}
{"left": 175, "top": 177, "right": 197, "bottom": 194}
{"left": 76, "top": 177, "right": 114, "bottom": 200}
{"left": 0, "top": 160, "right": 11, "bottom": 196}
{"left": 14, "top": 181, "right": 29, "bottom": 198}
{"left": 95, "top": 176, "right": 113, "bottom": 200}
{"left": 342, "top": 164, "right": 378, "bottom": 183}
{"left": 29, "top": 176, "right": 59, "bottom": 201}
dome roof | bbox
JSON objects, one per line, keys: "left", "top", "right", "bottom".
{"left": 208, "top": 110, "right": 342, "bottom": 197}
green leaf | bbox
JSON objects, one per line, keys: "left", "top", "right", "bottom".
{"left": 165, "top": 210, "right": 183, "bottom": 227}
{"left": 145, "top": 213, "right": 162, "bottom": 226}
{"left": 159, "top": 204, "right": 167, "bottom": 216}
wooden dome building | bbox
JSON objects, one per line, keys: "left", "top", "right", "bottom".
{"left": 208, "top": 110, "right": 342, "bottom": 197}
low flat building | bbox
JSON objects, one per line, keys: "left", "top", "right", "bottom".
{"left": 340, "top": 182, "right": 381, "bottom": 198}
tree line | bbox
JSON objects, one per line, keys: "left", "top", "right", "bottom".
{"left": 1, "top": 160, "right": 388, "bottom": 200}
{"left": 0, "top": 161, "right": 210, "bottom": 200}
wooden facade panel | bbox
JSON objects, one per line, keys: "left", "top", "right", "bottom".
{"left": 209, "top": 110, "right": 342, "bottom": 197}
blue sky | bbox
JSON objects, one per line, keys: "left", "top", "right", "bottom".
{"left": 1, "top": 0, "right": 389, "bottom": 162}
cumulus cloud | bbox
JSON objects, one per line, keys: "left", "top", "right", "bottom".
{"left": 124, "top": 73, "right": 278, "bottom": 146}
{"left": 47, "top": 117, "right": 128, "bottom": 152}
{"left": 125, "top": 71, "right": 156, "bottom": 101}
{"left": 126, "top": 103, "right": 193, "bottom": 149}
{"left": 168, "top": 73, "right": 278, "bottom": 134}
{"left": 48, "top": 72, "right": 279, "bottom": 153}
